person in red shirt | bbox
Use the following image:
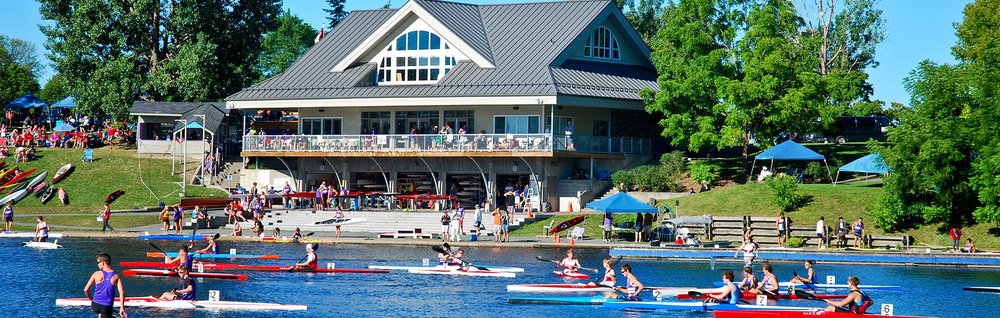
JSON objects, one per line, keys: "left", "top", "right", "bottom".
{"left": 949, "top": 227, "right": 962, "bottom": 252}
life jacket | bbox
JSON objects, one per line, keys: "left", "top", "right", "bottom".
{"left": 852, "top": 290, "right": 874, "bottom": 313}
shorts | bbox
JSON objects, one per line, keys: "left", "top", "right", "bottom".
{"left": 4, "top": 216, "right": 11, "bottom": 222}
{"left": 502, "top": 224, "right": 509, "bottom": 232}
{"left": 441, "top": 225, "right": 449, "bottom": 233}
{"left": 91, "top": 302, "right": 113, "bottom": 316}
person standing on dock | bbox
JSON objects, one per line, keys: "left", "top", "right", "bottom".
{"left": 172, "top": 205, "right": 184, "bottom": 234}
{"left": 815, "top": 217, "right": 826, "bottom": 249}
{"left": 836, "top": 217, "right": 848, "bottom": 248}
{"left": 3, "top": 201, "right": 13, "bottom": 232}
{"left": 776, "top": 212, "right": 789, "bottom": 247}
{"left": 491, "top": 208, "right": 502, "bottom": 242}
{"left": 949, "top": 226, "right": 962, "bottom": 252}
{"left": 100, "top": 203, "right": 114, "bottom": 233}
{"left": 440, "top": 210, "right": 451, "bottom": 242}
{"left": 84, "top": 253, "right": 127, "bottom": 318}
{"left": 854, "top": 217, "right": 865, "bottom": 248}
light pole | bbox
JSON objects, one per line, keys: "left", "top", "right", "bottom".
{"left": 195, "top": 114, "right": 206, "bottom": 186}
{"left": 175, "top": 119, "right": 188, "bottom": 196}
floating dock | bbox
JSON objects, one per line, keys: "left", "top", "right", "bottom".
{"left": 610, "top": 247, "right": 1000, "bottom": 268}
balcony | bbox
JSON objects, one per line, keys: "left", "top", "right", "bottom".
{"left": 241, "top": 134, "right": 651, "bottom": 158}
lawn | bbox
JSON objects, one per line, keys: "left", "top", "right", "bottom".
{"left": 511, "top": 213, "right": 659, "bottom": 244}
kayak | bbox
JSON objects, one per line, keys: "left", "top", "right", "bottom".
{"left": 139, "top": 234, "right": 209, "bottom": 241}
{"left": 714, "top": 310, "right": 930, "bottom": 318}
{"left": 147, "top": 252, "right": 279, "bottom": 260}
{"left": 508, "top": 296, "right": 622, "bottom": 305}
{"left": 119, "top": 261, "right": 387, "bottom": 274}
{"left": 507, "top": 283, "right": 613, "bottom": 293}
{"left": 55, "top": 296, "right": 307, "bottom": 311}
{"left": 369, "top": 264, "right": 525, "bottom": 273}
{"left": 712, "top": 282, "right": 902, "bottom": 290}
{"left": 553, "top": 270, "right": 590, "bottom": 279}
{"left": 963, "top": 286, "right": 1000, "bottom": 293}
{"left": 1, "top": 231, "right": 63, "bottom": 238}
{"left": 23, "top": 240, "right": 61, "bottom": 249}
{"left": 675, "top": 290, "right": 846, "bottom": 300}
{"left": 314, "top": 218, "right": 367, "bottom": 226}
{"left": 651, "top": 287, "right": 725, "bottom": 299}
{"left": 603, "top": 300, "right": 819, "bottom": 311}
{"left": 408, "top": 268, "right": 516, "bottom": 278}
{"left": 260, "top": 237, "right": 323, "bottom": 244}
{"left": 123, "top": 269, "right": 248, "bottom": 281}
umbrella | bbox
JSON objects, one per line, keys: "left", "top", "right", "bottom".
{"left": 53, "top": 123, "right": 76, "bottom": 132}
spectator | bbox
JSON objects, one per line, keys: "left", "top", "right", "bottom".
{"left": 815, "top": 217, "right": 826, "bottom": 250}
{"left": 853, "top": 217, "right": 865, "bottom": 248}
{"left": 603, "top": 213, "right": 613, "bottom": 243}
{"left": 836, "top": 217, "right": 848, "bottom": 248}
{"left": 100, "top": 203, "right": 114, "bottom": 232}
{"left": 253, "top": 218, "right": 264, "bottom": 237}
{"left": 963, "top": 238, "right": 977, "bottom": 253}
{"left": 776, "top": 212, "right": 789, "bottom": 247}
{"left": 230, "top": 220, "right": 242, "bottom": 236}
{"left": 634, "top": 213, "right": 644, "bottom": 242}
{"left": 643, "top": 212, "right": 654, "bottom": 241}
{"left": 491, "top": 208, "right": 502, "bottom": 242}
{"left": 500, "top": 209, "right": 510, "bottom": 242}
{"left": 440, "top": 210, "right": 451, "bottom": 242}
{"left": 949, "top": 226, "right": 962, "bottom": 252}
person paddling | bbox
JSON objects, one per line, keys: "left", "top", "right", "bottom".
{"left": 165, "top": 246, "right": 194, "bottom": 271}
{"left": 84, "top": 253, "right": 127, "bottom": 318}
{"left": 789, "top": 260, "right": 818, "bottom": 288}
{"left": 159, "top": 264, "right": 196, "bottom": 301}
{"left": 749, "top": 263, "right": 780, "bottom": 295}
{"left": 707, "top": 270, "right": 741, "bottom": 304}
{"left": 195, "top": 235, "right": 219, "bottom": 254}
{"left": 823, "top": 276, "right": 873, "bottom": 313}
{"left": 436, "top": 244, "right": 454, "bottom": 266}
{"left": 293, "top": 244, "right": 318, "bottom": 270}
{"left": 34, "top": 216, "right": 49, "bottom": 242}
{"left": 558, "top": 249, "right": 583, "bottom": 275}
{"left": 736, "top": 266, "right": 758, "bottom": 291}
{"left": 588, "top": 258, "right": 617, "bottom": 287}
{"left": 292, "top": 227, "right": 302, "bottom": 243}
{"left": 613, "top": 264, "right": 644, "bottom": 301}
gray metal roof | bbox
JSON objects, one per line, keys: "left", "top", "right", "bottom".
{"left": 227, "top": 0, "right": 656, "bottom": 103}
{"left": 131, "top": 101, "right": 229, "bottom": 134}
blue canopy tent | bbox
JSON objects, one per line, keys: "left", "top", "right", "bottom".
{"left": 5, "top": 93, "right": 49, "bottom": 110}
{"left": 51, "top": 96, "right": 76, "bottom": 108}
{"left": 586, "top": 192, "right": 658, "bottom": 213}
{"left": 53, "top": 123, "right": 76, "bottom": 132}
{"left": 751, "top": 140, "right": 832, "bottom": 183}
{"left": 835, "top": 153, "right": 888, "bottom": 184}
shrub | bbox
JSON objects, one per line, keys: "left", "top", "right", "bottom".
{"left": 611, "top": 165, "right": 683, "bottom": 192}
{"left": 786, "top": 236, "right": 806, "bottom": 248}
{"left": 689, "top": 161, "right": 720, "bottom": 186}
{"left": 659, "top": 151, "right": 688, "bottom": 176}
{"left": 804, "top": 162, "right": 829, "bottom": 183}
{"left": 765, "top": 174, "right": 803, "bottom": 212}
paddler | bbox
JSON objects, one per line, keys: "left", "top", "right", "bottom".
{"left": 823, "top": 276, "right": 872, "bottom": 313}
{"left": 195, "top": 235, "right": 219, "bottom": 254}
{"left": 613, "top": 264, "right": 644, "bottom": 301}
{"left": 749, "top": 263, "right": 779, "bottom": 295}
{"left": 3, "top": 201, "right": 13, "bottom": 232}
{"left": 588, "top": 258, "right": 617, "bottom": 287}
{"left": 84, "top": 253, "right": 127, "bottom": 318}
{"left": 159, "top": 264, "right": 196, "bottom": 301}
{"left": 557, "top": 249, "right": 582, "bottom": 275}
{"left": 34, "top": 216, "right": 49, "bottom": 242}
{"left": 451, "top": 248, "right": 468, "bottom": 268}
{"left": 789, "top": 260, "right": 818, "bottom": 288}
{"left": 736, "top": 266, "right": 758, "bottom": 291}
{"left": 293, "top": 244, "right": 318, "bottom": 270}
{"left": 165, "top": 246, "right": 194, "bottom": 272}
{"left": 707, "top": 270, "right": 741, "bottom": 304}
{"left": 292, "top": 227, "right": 302, "bottom": 243}
{"left": 437, "top": 244, "right": 453, "bottom": 266}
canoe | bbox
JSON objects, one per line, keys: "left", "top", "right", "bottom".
{"left": 55, "top": 296, "right": 307, "bottom": 311}
{"left": 147, "top": 252, "right": 280, "bottom": 260}
{"left": 508, "top": 296, "right": 622, "bottom": 305}
{"left": 0, "top": 168, "right": 36, "bottom": 190}
{"left": 314, "top": 218, "right": 367, "bottom": 226}
{"left": 407, "top": 268, "right": 516, "bottom": 278}
{"left": 58, "top": 187, "right": 67, "bottom": 204}
{"left": 712, "top": 282, "right": 902, "bottom": 290}
{"left": 370, "top": 264, "right": 525, "bottom": 273}
{"left": 553, "top": 270, "right": 590, "bottom": 279}
{"left": 0, "top": 189, "right": 27, "bottom": 205}
{"left": 123, "top": 269, "right": 248, "bottom": 281}
{"left": 121, "top": 261, "right": 388, "bottom": 274}
{"left": 23, "top": 240, "right": 61, "bottom": 249}
{"left": 549, "top": 215, "right": 585, "bottom": 234}
{"left": 963, "top": 286, "right": 1000, "bottom": 293}
{"left": 32, "top": 182, "right": 47, "bottom": 196}
{"left": 675, "top": 290, "right": 846, "bottom": 300}
{"left": 0, "top": 168, "right": 14, "bottom": 185}
{"left": 260, "top": 237, "right": 324, "bottom": 244}
{"left": 26, "top": 171, "right": 47, "bottom": 189}
{"left": 40, "top": 187, "right": 55, "bottom": 204}
{"left": 714, "top": 310, "right": 929, "bottom": 318}
{"left": 51, "top": 163, "right": 73, "bottom": 184}
{"left": 179, "top": 197, "right": 232, "bottom": 209}
{"left": 283, "top": 192, "right": 317, "bottom": 198}
{"left": 105, "top": 189, "right": 125, "bottom": 204}
{"left": 139, "top": 234, "right": 208, "bottom": 241}
{"left": 603, "top": 300, "right": 819, "bottom": 311}
{"left": 1, "top": 231, "right": 63, "bottom": 238}
{"left": 507, "top": 283, "right": 613, "bottom": 293}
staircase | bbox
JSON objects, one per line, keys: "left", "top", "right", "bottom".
{"left": 212, "top": 160, "right": 242, "bottom": 190}
{"left": 226, "top": 209, "right": 535, "bottom": 235}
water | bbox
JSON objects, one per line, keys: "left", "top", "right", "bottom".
{"left": 9, "top": 238, "right": 999, "bottom": 317}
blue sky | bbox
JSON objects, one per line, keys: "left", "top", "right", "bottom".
{"left": 2, "top": 0, "right": 971, "bottom": 105}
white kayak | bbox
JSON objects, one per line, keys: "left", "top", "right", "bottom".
{"left": 408, "top": 268, "right": 516, "bottom": 278}
{"left": 650, "top": 287, "right": 725, "bottom": 299}
{"left": 0, "top": 231, "right": 63, "bottom": 238}
{"left": 314, "top": 217, "right": 367, "bottom": 226}
{"left": 55, "top": 297, "right": 307, "bottom": 311}
{"left": 507, "top": 283, "right": 613, "bottom": 293}
{"left": 369, "top": 264, "right": 525, "bottom": 273}
{"left": 23, "top": 240, "right": 61, "bottom": 249}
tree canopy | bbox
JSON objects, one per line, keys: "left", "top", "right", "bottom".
{"left": 258, "top": 10, "right": 317, "bottom": 81}
{"left": 324, "top": 0, "right": 349, "bottom": 30}
{"left": 0, "top": 35, "right": 40, "bottom": 107}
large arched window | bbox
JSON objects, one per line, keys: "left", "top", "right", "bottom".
{"left": 584, "top": 27, "right": 620, "bottom": 60}
{"left": 377, "top": 30, "right": 457, "bottom": 84}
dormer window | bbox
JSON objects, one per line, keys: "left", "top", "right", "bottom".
{"left": 377, "top": 30, "right": 456, "bottom": 84}
{"left": 584, "top": 27, "right": 620, "bottom": 60}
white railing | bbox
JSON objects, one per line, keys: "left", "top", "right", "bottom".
{"left": 242, "top": 134, "right": 650, "bottom": 154}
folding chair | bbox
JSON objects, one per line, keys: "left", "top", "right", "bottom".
{"left": 82, "top": 148, "right": 93, "bottom": 162}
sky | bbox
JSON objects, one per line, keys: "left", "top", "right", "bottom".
{"left": 0, "top": 0, "right": 972, "bottom": 105}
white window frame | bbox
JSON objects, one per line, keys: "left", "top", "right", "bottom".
{"left": 299, "top": 117, "right": 344, "bottom": 135}
{"left": 493, "top": 115, "right": 541, "bottom": 134}
{"left": 375, "top": 21, "right": 460, "bottom": 85}
{"left": 583, "top": 27, "right": 620, "bottom": 60}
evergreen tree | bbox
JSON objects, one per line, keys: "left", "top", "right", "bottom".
{"left": 324, "top": 0, "right": 349, "bottom": 29}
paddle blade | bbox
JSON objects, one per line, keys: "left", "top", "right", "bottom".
{"left": 443, "top": 242, "right": 451, "bottom": 250}
{"left": 312, "top": 243, "right": 320, "bottom": 252}
{"left": 535, "top": 255, "right": 554, "bottom": 263}
{"left": 432, "top": 245, "right": 447, "bottom": 254}
{"left": 305, "top": 232, "right": 315, "bottom": 237}
{"left": 793, "top": 289, "right": 818, "bottom": 300}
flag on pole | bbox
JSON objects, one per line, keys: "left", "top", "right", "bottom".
{"left": 314, "top": 27, "right": 325, "bottom": 44}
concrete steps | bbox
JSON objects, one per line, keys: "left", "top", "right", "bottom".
{"left": 225, "top": 209, "right": 532, "bottom": 234}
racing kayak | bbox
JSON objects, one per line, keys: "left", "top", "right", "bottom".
{"left": 714, "top": 310, "right": 929, "bottom": 318}
{"left": 119, "top": 261, "right": 386, "bottom": 273}
{"left": 712, "top": 282, "right": 902, "bottom": 290}
{"left": 507, "top": 283, "right": 613, "bottom": 293}
{"left": 963, "top": 286, "right": 1000, "bottom": 293}
{"left": 23, "top": 240, "right": 61, "bottom": 249}
{"left": 147, "top": 252, "right": 279, "bottom": 260}
{"left": 123, "top": 269, "right": 248, "bottom": 281}
{"left": 55, "top": 296, "right": 307, "bottom": 310}
{"left": 553, "top": 270, "right": 590, "bottom": 279}
{"left": 260, "top": 237, "right": 323, "bottom": 244}
{"left": 603, "top": 300, "right": 819, "bottom": 311}
{"left": 676, "top": 290, "right": 846, "bottom": 300}
{"left": 139, "top": 234, "right": 209, "bottom": 241}
{"left": 1, "top": 231, "right": 63, "bottom": 238}
{"left": 408, "top": 268, "right": 516, "bottom": 278}
{"left": 508, "top": 296, "right": 622, "bottom": 305}
{"left": 369, "top": 264, "right": 525, "bottom": 273}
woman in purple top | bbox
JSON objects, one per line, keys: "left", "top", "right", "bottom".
{"left": 84, "top": 253, "right": 126, "bottom": 317}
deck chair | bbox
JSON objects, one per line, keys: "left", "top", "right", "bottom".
{"left": 82, "top": 148, "right": 93, "bottom": 162}
{"left": 569, "top": 226, "right": 585, "bottom": 240}
{"left": 542, "top": 219, "right": 555, "bottom": 236}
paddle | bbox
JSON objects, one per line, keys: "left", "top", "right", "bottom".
{"left": 288, "top": 243, "right": 320, "bottom": 272}
{"left": 535, "top": 255, "right": 600, "bottom": 273}
{"left": 793, "top": 289, "right": 850, "bottom": 312}
{"left": 431, "top": 244, "right": 491, "bottom": 271}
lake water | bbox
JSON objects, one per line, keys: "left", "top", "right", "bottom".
{"left": 9, "top": 238, "right": 998, "bottom": 317}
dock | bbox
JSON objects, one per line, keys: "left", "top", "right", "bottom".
{"left": 610, "top": 247, "right": 1000, "bottom": 268}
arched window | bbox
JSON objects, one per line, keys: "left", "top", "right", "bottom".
{"left": 584, "top": 27, "right": 620, "bottom": 60}
{"left": 377, "top": 30, "right": 456, "bottom": 84}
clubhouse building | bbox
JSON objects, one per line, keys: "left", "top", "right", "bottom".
{"left": 226, "top": 0, "right": 662, "bottom": 211}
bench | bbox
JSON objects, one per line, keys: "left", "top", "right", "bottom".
{"left": 377, "top": 229, "right": 439, "bottom": 239}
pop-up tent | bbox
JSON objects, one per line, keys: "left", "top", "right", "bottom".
{"left": 835, "top": 153, "right": 888, "bottom": 184}
{"left": 586, "top": 192, "right": 657, "bottom": 213}
{"left": 51, "top": 96, "right": 76, "bottom": 108}
{"left": 5, "top": 93, "right": 49, "bottom": 110}
{"left": 751, "top": 140, "right": 832, "bottom": 183}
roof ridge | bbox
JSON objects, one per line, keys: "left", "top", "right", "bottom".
{"left": 478, "top": 0, "right": 610, "bottom": 7}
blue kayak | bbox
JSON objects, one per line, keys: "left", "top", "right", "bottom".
{"left": 711, "top": 281, "right": 902, "bottom": 290}
{"left": 138, "top": 234, "right": 208, "bottom": 241}
{"left": 149, "top": 252, "right": 279, "bottom": 260}
{"left": 603, "top": 300, "right": 818, "bottom": 311}
{"left": 508, "top": 296, "right": 622, "bottom": 305}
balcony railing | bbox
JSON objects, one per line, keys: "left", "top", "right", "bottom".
{"left": 242, "top": 134, "right": 650, "bottom": 155}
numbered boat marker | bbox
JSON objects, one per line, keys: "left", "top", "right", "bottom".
{"left": 209, "top": 290, "right": 220, "bottom": 302}
{"left": 826, "top": 275, "right": 836, "bottom": 284}
{"left": 881, "top": 304, "right": 894, "bottom": 316}
{"left": 422, "top": 258, "right": 430, "bottom": 266}
{"left": 327, "top": 262, "right": 336, "bottom": 270}
{"left": 197, "top": 263, "right": 205, "bottom": 273}
{"left": 755, "top": 295, "right": 768, "bottom": 306}
{"left": 230, "top": 248, "right": 237, "bottom": 255}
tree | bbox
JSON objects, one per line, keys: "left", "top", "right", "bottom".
{"left": 39, "top": 0, "right": 281, "bottom": 121}
{"left": 621, "top": 0, "right": 664, "bottom": 45}
{"left": 324, "top": 0, "right": 349, "bottom": 30}
{"left": 38, "top": 73, "right": 73, "bottom": 105}
{"left": 0, "top": 35, "right": 43, "bottom": 80}
{"left": 0, "top": 37, "right": 39, "bottom": 107}
{"left": 258, "top": 10, "right": 317, "bottom": 81}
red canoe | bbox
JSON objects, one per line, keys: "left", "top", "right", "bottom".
{"left": 677, "top": 290, "right": 846, "bottom": 300}
{"left": 0, "top": 168, "right": 37, "bottom": 190}
{"left": 714, "top": 310, "right": 929, "bottom": 318}
{"left": 122, "top": 269, "right": 248, "bottom": 281}
{"left": 549, "top": 215, "right": 585, "bottom": 234}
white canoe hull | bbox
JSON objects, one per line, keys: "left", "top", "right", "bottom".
{"left": 506, "top": 283, "right": 613, "bottom": 293}
{"left": 55, "top": 297, "right": 307, "bottom": 310}
{"left": 408, "top": 268, "right": 515, "bottom": 278}
{"left": 369, "top": 264, "right": 524, "bottom": 273}
{"left": 23, "top": 240, "right": 61, "bottom": 249}
{"left": 1, "top": 232, "right": 63, "bottom": 238}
